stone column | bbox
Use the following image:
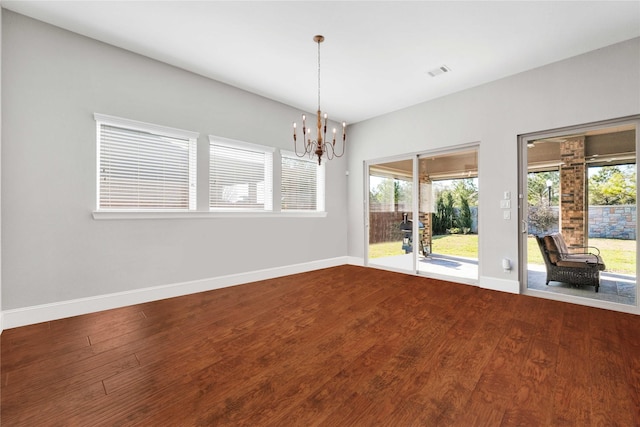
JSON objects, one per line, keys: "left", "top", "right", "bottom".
{"left": 560, "top": 136, "right": 587, "bottom": 248}
{"left": 419, "top": 175, "right": 433, "bottom": 256}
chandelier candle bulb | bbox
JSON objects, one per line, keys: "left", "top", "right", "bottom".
{"left": 323, "top": 113, "right": 328, "bottom": 136}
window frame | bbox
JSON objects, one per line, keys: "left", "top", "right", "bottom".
{"left": 208, "top": 136, "right": 274, "bottom": 212}
{"left": 94, "top": 113, "right": 199, "bottom": 212}
{"left": 280, "top": 150, "right": 326, "bottom": 212}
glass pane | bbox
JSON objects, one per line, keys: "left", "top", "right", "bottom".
{"left": 368, "top": 159, "right": 414, "bottom": 273}
{"left": 417, "top": 150, "right": 478, "bottom": 282}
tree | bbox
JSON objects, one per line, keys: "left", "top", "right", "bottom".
{"left": 451, "top": 179, "right": 478, "bottom": 206}
{"left": 394, "top": 180, "right": 412, "bottom": 211}
{"left": 589, "top": 165, "right": 636, "bottom": 205}
{"left": 458, "top": 196, "right": 472, "bottom": 232}
{"left": 433, "top": 190, "right": 449, "bottom": 234}
{"left": 433, "top": 190, "right": 456, "bottom": 234}
{"left": 527, "top": 171, "right": 559, "bottom": 234}
{"left": 369, "top": 178, "right": 395, "bottom": 211}
{"left": 528, "top": 171, "right": 559, "bottom": 207}
{"left": 432, "top": 179, "right": 477, "bottom": 234}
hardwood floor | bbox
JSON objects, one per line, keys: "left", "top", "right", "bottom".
{"left": 2, "top": 265, "right": 639, "bottom": 426}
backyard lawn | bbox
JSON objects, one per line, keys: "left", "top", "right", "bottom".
{"left": 369, "top": 234, "right": 636, "bottom": 275}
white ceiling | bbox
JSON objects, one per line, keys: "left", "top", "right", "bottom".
{"left": 3, "top": 1, "right": 639, "bottom": 124}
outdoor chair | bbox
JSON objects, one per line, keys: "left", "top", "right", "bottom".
{"left": 535, "top": 232, "right": 605, "bottom": 292}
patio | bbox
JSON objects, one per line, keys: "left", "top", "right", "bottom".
{"left": 527, "top": 263, "right": 636, "bottom": 305}
{"left": 369, "top": 253, "right": 478, "bottom": 284}
{"left": 369, "top": 253, "right": 636, "bottom": 306}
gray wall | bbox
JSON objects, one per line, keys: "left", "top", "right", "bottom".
{"left": 0, "top": 7, "right": 3, "bottom": 330}
{"left": 347, "top": 38, "right": 640, "bottom": 288}
{"left": 1, "top": 11, "right": 348, "bottom": 310}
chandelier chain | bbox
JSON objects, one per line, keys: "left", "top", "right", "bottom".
{"left": 317, "top": 38, "right": 321, "bottom": 111}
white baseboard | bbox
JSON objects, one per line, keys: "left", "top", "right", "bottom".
{"left": 479, "top": 275, "right": 520, "bottom": 294}
{"left": 2, "top": 256, "right": 349, "bottom": 330}
{"left": 347, "top": 256, "right": 365, "bottom": 266}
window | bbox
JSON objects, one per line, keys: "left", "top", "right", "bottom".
{"left": 209, "top": 137, "right": 273, "bottom": 210}
{"left": 281, "top": 151, "right": 325, "bottom": 211}
{"left": 95, "top": 114, "right": 198, "bottom": 211}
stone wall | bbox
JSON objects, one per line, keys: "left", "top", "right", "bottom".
{"left": 589, "top": 205, "right": 636, "bottom": 240}
{"left": 529, "top": 205, "right": 636, "bottom": 240}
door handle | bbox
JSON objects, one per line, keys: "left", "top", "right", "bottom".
{"left": 521, "top": 220, "right": 528, "bottom": 234}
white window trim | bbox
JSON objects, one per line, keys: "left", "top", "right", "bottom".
{"left": 281, "top": 150, "right": 326, "bottom": 212}
{"left": 94, "top": 113, "right": 200, "bottom": 141}
{"left": 92, "top": 210, "right": 327, "bottom": 220}
{"left": 208, "top": 135, "right": 276, "bottom": 154}
{"left": 208, "top": 135, "right": 274, "bottom": 212}
{"left": 95, "top": 113, "right": 199, "bottom": 211}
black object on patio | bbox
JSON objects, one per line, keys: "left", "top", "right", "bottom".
{"left": 400, "top": 213, "right": 427, "bottom": 256}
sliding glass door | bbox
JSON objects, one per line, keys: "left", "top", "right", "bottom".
{"left": 367, "top": 158, "right": 416, "bottom": 273}
{"left": 520, "top": 117, "right": 638, "bottom": 308}
{"left": 366, "top": 145, "right": 479, "bottom": 284}
{"left": 417, "top": 149, "right": 478, "bottom": 283}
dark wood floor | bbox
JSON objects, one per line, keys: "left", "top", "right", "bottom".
{"left": 2, "top": 265, "right": 639, "bottom": 426}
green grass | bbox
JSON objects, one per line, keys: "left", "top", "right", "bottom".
{"left": 432, "top": 234, "right": 478, "bottom": 258}
{"left": 369, "top": 234, "right": 636, "bottom": 275}
{"left": 368, "top": 240, "right": 406, "bottom": 258}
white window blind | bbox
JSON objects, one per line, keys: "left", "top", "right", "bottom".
{"left": 96, "top": 114, "right": 198, "bottom": 210}
{"left": 209, "top": 137, "right": 273, "bottom": 210}
{"left": 281, "top": 151, "right": 325, "bottom": 211}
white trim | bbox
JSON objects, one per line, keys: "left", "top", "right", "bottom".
{"left": 421, "top": 271, "right": 478, "bottom": 286}
{"left": 94, "top": 113, "right": 200, "bottom": 140}
{"left": 280, "top": 149, "right": 316, "bottom": 161}
{"left": 208, "top": 135, "right": 275, "bottom": 153}
{"left": 2, "top": 257, "right": 349, "bottom": 330}
{"left": 479, "top": 276, "right": 520, "bottom": 294}
{"left": 92, "top": 210, "right": 327, "bottom": 220}
{"left": 347, "top": 256, "right": 365, "bottom": 266}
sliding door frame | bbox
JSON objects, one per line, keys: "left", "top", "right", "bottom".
{"left": 364, "top": 141, "right": 480, "bottom": 284}
{"left": 518, "top": 115, "right": 640, "bottom": 314}
{"left": 364, "top": 153, "right": 419, "bottom": 274}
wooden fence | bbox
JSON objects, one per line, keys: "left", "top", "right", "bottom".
{"left": 369, "top": 212, "right": 408, "bottom": 244}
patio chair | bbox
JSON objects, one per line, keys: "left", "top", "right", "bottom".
{"left": 535, "top": 232, "right": 605, "bottom": 292}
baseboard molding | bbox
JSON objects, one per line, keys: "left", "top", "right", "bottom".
{"left": 2, "top": 256, "right": 349, "bottom": 330}
{"left": 347, "top": 256, "right": 365, "bottom": 266}
{"left": 479, "top": 275, "right": 520, "bottom": 294}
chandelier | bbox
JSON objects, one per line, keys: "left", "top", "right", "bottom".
{"left": 292, "top": 35, "right": 346, "bottom": 165}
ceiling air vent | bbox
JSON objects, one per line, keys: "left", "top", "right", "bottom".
{"left": 427, "top": 65, "right": 451, "bottom": 77}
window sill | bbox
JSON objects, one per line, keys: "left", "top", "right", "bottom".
{"left": 92, "top": 210, "right": 328, "bottom": 220}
